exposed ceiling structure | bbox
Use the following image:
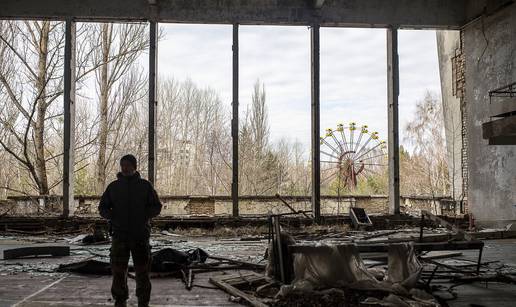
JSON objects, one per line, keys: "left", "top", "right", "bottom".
{"left": 0, "top": 0, "right": 512, "bottom": 29}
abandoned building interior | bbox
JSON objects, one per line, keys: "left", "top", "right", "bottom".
{"left": 1, "top": 0, "right": 516, "bottom": 306}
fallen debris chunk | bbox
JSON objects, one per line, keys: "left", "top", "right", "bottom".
{"left": 3, "top": 245, "right": 70, "bottom": 259}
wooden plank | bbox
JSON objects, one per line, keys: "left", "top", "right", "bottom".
{"left": 217, "top": 272, "right": 264, "bottom": 284}
{"left": 210, "top": 275, "right": 268, "bottom": 307}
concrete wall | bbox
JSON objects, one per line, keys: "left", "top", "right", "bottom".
{"left": 463, "top": 3, "right": 516, "bottom": 227}
{"left": 437, "top": 30, "right": 464, "bottom": 200}
{"left": 4, "top": 195, "right": 449, "bottom": 217}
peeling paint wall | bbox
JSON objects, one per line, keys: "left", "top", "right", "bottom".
{"left": 464, "top": 3, "right": 516, "bottom": 226}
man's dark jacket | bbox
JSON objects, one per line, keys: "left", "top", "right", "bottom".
{"left": 98, "top": 172, "right": 162, "bottom": 241}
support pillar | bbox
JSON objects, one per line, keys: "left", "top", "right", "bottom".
{"left": 231, "top": 23, "right": 239, "bottom": 217}
{"left": 63, "top": 19, "right": 76, "bottom": 218}
{"left": 311, "top": 24, "right": 321, "bottom": 222}
{"left": 148, "top": 21, "right": 158, "bottom": 184}
{"left": 387, "top": 26, "right": 400, "bottom": 215}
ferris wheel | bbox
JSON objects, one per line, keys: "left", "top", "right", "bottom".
{"left": 320, "top": 122, "right": 387, "bottom": 191}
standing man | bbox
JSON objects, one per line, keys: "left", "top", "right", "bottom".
{"left": 99, "top": 154, "right": 162, "bottom": 307}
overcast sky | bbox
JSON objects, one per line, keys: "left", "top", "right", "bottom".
{"left": 158, "top": 24, "right": 441, "bottom": 153}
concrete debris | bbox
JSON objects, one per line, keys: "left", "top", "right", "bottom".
{"left": 3, "top": 245, "right": 70, "bottom": 260}
{"left": 2, "top": 213, "right": 516, "bottom": 306}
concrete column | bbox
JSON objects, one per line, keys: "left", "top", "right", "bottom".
{"left": 387, "top": 26, "right": 400, "bottom": 215}
{"left": 436, "top": 31, "right": 463, "bottom": 202}
{"left": 231, "top": 23, "right": 239, "bottom": 217}
{"left": 63, "top": 19, "right": 76, "bottom": 218}
{"left": 148, "top": 21, "right": 158, "bottom": 184}
{"left": 311, "top": 24, "right": 321, "bottom": 222}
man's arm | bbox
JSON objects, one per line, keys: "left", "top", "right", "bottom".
{"left": 147, "top": 183, "right": 162, "bottom": 218}
{"left": 98, "top": 187, "right": 113, "bottom": 219}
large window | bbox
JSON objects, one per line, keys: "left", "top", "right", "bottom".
{"left": 239, "top": 25, "right": 311, "bottom": 197}
{"left": 320, "top": 28, "right": 388, "bottom": 197}
{"left": 157, "top": 24, "right": 232, "bottom": 196}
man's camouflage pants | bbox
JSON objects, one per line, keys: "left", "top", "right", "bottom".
{"left": 110, "top": 238, "right": 152, "bottom": 306}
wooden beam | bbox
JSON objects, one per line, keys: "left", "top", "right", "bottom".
{"left": 210, "top": 274, "right": 268, "bottom": 307}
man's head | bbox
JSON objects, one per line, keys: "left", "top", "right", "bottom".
{"left": 120, "top": 154, "right": 137, "bottom": 176}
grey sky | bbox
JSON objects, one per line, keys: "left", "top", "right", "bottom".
{"left": 158, "top": 24, "right": 440, "bottom": 152}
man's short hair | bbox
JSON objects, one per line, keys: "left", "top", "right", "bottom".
{"left": 120, "top": 154, "right": 137, "bottom": 169}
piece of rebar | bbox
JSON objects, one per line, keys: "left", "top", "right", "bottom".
{"left": 275, "top": 194, "right": 310, "bottom": 218}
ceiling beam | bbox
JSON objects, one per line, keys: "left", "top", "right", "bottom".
{"left": 0, "top": 0, "right": 471, "bottom": 29}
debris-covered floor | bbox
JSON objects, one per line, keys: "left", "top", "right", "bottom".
{"left": 1, "top": 219, "right": 516, "bottom": 306}
{"left": 0, "top": 231, "right": 267, "bottom": 306}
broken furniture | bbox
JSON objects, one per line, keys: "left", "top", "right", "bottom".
{"left": 350, "top": 207, "right": 373, "bottom": 229}
{"left": 267, "top": 209, "right": 311, "bottom": 284}
{"left": 291, "top": 240, "right": 485, "bottom": 274}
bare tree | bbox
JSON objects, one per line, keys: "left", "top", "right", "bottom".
{"left": 404, "top": 91, "right": 450, "bottom": 196}
{"left": 90, "top": 23, "right": 149, "bottom": 193}
{"left": 0, "top": 21, "right": 66, "bottom": 195}
{"left": 250, "top": 80, "right": 269, "bottom": 153}
{"left": 155, "top": 78, "right": 231, "bottom": 195}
